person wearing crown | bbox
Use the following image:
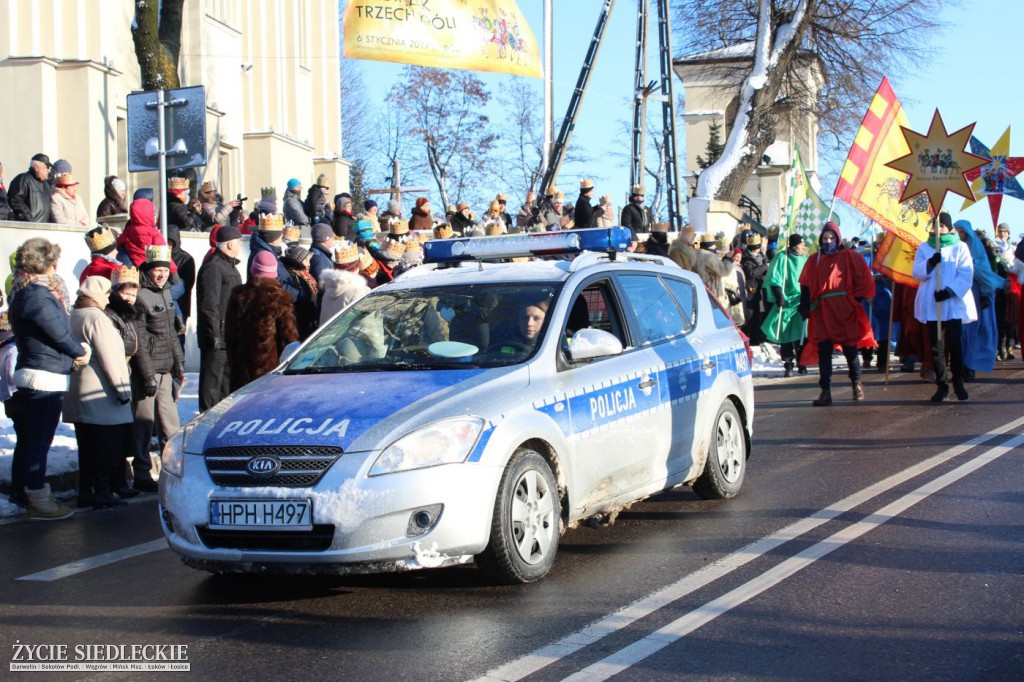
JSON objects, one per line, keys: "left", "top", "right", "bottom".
{"left": 246, "top": 212, "right": 300, "bottom": 303}
{"left": 741, "top": 232, "right": 770, "bottom": 344}
{"left": 129, "top": 245, "right": 184, "bottom": 492}
{"left": 319, "top": 241, "right": 371, "bottom": 327}
{"left": 197, "top": 180, "right": 241, "bottom": 230}
{"left": 166, "top": 176, "right": 203, "bottom": 233}
{"left": 80, "top": 227, "right": 122, "bottom": 283}
{"left": 619, "top": 185, "right": 647, "bottom": 251}
{"left": 575, "top": 179, "right": 596, "bottom": 229}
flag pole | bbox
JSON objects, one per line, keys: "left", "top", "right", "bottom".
{"left": 933, "top": 213, "right": 943, "bottom": 374}
{"left": 824, "top": 195, "right": 837, "bottom": 224}
{"left": 883, "top": 281, "right": 896, "bottom": 385}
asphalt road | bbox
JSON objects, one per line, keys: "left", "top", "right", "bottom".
{"left": 2, "top": 362, "right": 1023, "bottom": 681}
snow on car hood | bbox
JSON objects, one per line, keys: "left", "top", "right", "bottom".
{"left": 196, "top": 368, "right": 523, "bottom": 452}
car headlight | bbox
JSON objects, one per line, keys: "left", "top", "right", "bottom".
{"left": 370, "top": 417, "right": 485, "bottom": 476}
{"left": 161, "top": 421, "right": 197, "bottom": 478}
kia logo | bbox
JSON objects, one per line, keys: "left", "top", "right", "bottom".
{"left": 246, "top": 456, "right": 280, "bottom": 476}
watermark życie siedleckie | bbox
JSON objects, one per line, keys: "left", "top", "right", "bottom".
{"left": 10, "top": 641, "right": 189, "bottom": 672}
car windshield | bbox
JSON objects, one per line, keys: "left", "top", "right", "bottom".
{"left": 284, "top": 282, "right": 560, "bottom": 373}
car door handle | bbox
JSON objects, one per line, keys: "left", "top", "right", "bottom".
{"left": 637, "top": 378, "right": 656, "bottom": 390}
{"left": 701, "top": 359, "right": 716, "bottom": 371}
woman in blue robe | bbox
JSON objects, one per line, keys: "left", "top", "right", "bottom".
{"left": 954, "top": 220, "right": 1003, "bottom": 374}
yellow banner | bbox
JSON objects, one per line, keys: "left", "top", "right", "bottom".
{"left": 344, "top": 0, "right": 541, "bottom": 78}
{"left": 873, "top": 230, "right": 918, "bottom": 286}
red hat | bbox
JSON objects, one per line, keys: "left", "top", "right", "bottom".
{"left": 250, "top": 250, "right": 279, "bottom": 278}
{"left": 415, "top": 197, "right": 429, "bottom": 209}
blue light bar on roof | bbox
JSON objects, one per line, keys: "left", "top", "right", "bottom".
{"left": 423, "top": 227, "right": 633, "bottom": 264}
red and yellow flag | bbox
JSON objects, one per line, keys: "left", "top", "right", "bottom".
{"left": 872, "top": 230, "right": 919, "bottom": 287}
{"left": 343, "top": 0, "right": 541, "bottom": 78}
{"left": 834, "top": 78, "right": 933, "bottom": 249}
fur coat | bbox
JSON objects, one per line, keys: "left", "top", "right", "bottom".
{"left": 318, "top": 269, "right": 370, "bottom": 327}
{"left": 224, "top": 277, "right": 299, "bottom": 391}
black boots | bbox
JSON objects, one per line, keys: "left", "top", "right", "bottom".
{"left": 953, "top": 380, "right": 969, "bottom": 401}
{"left": 813, "top": 389, "right": 833, "bottom": 406}
{"left": 783, "top": 360, "right": 794, "bottom": 378}
{"left": 931, "top": 383, "right": 949, "bottom": 402}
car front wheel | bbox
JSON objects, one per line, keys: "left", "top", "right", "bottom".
{"left": 693, "top": 400, "right": 747, "bottom": 500}
{"left": 477, "top": 448, "right": 560, "bottom": 584}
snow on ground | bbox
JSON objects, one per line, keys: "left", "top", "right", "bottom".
{"left": 0, "top": 349, "right": 844, "bottom": 518}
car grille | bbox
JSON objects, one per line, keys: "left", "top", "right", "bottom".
{"left": 204, "top": 446, "right": 343, "bottom": 487}
{"left": 197, "top": 525, "right": 335, "bottom": 551}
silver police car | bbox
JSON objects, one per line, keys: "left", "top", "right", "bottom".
{"left": 160, "top": 228, "right": 754, "bottom": 583}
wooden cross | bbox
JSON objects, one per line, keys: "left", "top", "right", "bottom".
{"left": 366, "top": 159, "right": 429, "bottom": 213}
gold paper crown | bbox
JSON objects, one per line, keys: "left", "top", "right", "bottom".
{"left": 485, "top": 224, "right": 504, "bottom": 236}
{"left": 283, "top": 226, "right": 301, "bottom": 242}
{"left": 260, "top": 186, "right": 276, "bottom": 199}
{"left": 84, "top": 227, "right": 115, "bottom": 252}
{"left": 580, "top": 178, "right": 594, "bottom": 189}
{"left": 746, "top": 233, "right": 763, "bottom": 246}
{"left": 553, "top": 192, "right": 566, "bottom": 202}
{"left": 358, "top": 247, "right": 374, "bottom": 270}
{"left": 631, "top": 185, "right": 645, "bottom": 195}
{"left": 334, "top": 241, "right": 360, "bottom": 264}
{"left": 145, "top": 244, "right": 172, "bottom": 264}
{"left": 112, "top": 265, "right": 140, "bottom": 288}
{"left": 496, "top": 193, "right": 507, "bottom": 201}
{"left": 259, "top": 213, "right": 285, "bottom": 229}
{"left": 168, "top": 177, "right": 189, "bottom": 191}
{"left": 200, "top": 180, "right": 217, "bottom": 195}
{"left": 380, "top": 239, "right": 407, "bottom": 261}
{"left": 433, "top": 225, "right": 453, "bottom": 239}
{"left": 389, "top": 219, "right": 410, "bottom": 235}
{"left": 402, "top": 241, "right": 424, "bottom": 260}
{"left": 651, "top": 222, "right": 669, "bottom": 233}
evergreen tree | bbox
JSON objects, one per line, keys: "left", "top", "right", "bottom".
{"left": 696, "top": 119, "right": 725, "bottom": 171}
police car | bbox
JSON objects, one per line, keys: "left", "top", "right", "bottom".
{"left": 160, "top": 228, "right": 754, "bottom": 584}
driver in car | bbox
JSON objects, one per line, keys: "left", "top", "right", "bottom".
{"left": 493, "top": 299, "right": 549, "bottom": 356}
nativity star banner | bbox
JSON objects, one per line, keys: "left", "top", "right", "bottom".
{"left": 960, "top": 127, "right": 1024, "bottom": 229}
{"left": 344, "top": 0, "right": 541, "bottom": 78}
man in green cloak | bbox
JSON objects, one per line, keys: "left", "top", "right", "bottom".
{"left": 762, "top": 233, "right": 809, "bottom": 376}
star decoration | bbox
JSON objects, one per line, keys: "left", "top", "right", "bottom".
{"left": 959, "top": 127, "right": 1024, "bottom": 229}
{"left": 885, "top": 109, "right": 989, "bottom": 215}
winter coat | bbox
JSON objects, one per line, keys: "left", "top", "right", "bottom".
{"left": 318, "top": 269, "right": 371, "bottom": 326}
{"left": 667, "top": 236, "right": 697, "bottom": 272}
{"left": 694, "top": 249, "right": 734, "bottom": 310}
{"left": 912, "top": 238, "right": 977, "bottom": 324}
{"left": 799, "top": 245, "right": 877, "bottom": 348}
{"left": 309, "top": 242, "right": 334, "bottom": 287}
{"left": 574, "top": 193, "right": 595, "bottom": 229}
{"left": 79, "top": 253, "right": 123, "bottom": 284}
{"left": 643, "top": 233, "right": 670, "bottom": 258}
{"left": 741, "top": 249, "right": 769, "bottom": 293}
{"left": 332, "top": 208, "right": 356, "bottom": 241}
{"left": 450, "top": 212, "right": 476, "bottom": 234}
{"left": 171, "top": 244, "right": 196, "bottom": 321}
{"left": 196, "top": 248, "right": 242, "bottom": 351}
{"left": 134, "top": 269, "right": 185, "bottom": 376}
{"left": 516, "top": 202, "right": 535, "bottom": 231}
{"left": 96, "top": 176, "right": 128, "bottom": 219}
{"left": 409, "top": 207, "right": 433, "bottom": 231}
{"left": 303, "top": 186, "right": 329, "bottom": 224}
{"left": 283, "top": 262, "right": 319, "bottom": 341}
{"left": 722, "top": 263, "right": 747, "bottom": 326}
{"left": 117, "top": 200, "right": 172, "bottom": 269}
{"left": 246, "top": 233, "right": 300, "bottom": 302}
{"left": 619, "top": 202, "right": 647, "bottom": 242}
{"left": 378, "top": 210, "right": 401, "bottom": 234}
{"left": 167, "top": 196, "right": 203, "bottom": 232}
{"left": 9, "top": 281, "right": 84, "bottom": 389}
{"left": 63, "top": 304, "right": 132, "bottom": 425}
{"left": 283, "top": 191, "right": 311, "bottom": 226}
{"left": 7, "top": 169, "right": 52, "bottom": 223}
{"left": 0, "top": 181, "right": 13, "bottom": 220}
{"left": 51, "top": 187, "right": 89, "bottom": 226}
{"left": 594, "top": 204, "right": 616, "bottom": 228}
{"left": 224, "top": 277, "right": 298, "bottom": 391}
{"left": 200, "top": 200, "right": 233, "bottom": 229}
{"left": 105, "top": 295, "right": 142, "bottom": 364}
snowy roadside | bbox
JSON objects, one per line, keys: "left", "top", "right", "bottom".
{"left": 0, "top": 347, "right": 843, "bottom": 519}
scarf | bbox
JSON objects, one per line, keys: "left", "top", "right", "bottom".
{"left": 293, "top": 268, "right": 318, "bottom": 296}
{"left": 11, "top": 273, "right": 72, "bottom": 313}
{"left": 927, "top": 233, "right": 960, "bottom": 249}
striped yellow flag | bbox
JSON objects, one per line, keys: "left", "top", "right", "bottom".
{"left": 344, "top": 0, "right": 541, "bottom": 78}
{"left": 834, "top": 78, "right": 933, "bottom": 247}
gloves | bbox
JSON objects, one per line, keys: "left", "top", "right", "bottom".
{"left": 926, "top": 251, "right": 942, "bottom": 273}
{"left": 933, "top": 288, "right": 953, "bottom": 302}
{"left": 798, "top": 304, "right": 810, "bottom": 320}
{"left": 71, "top": 343, "right": 92, "bottom": 371}
{"left": 143, "top": 378, "right": 158, "bottom": 398}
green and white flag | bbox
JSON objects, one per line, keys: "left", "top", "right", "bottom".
{"left": 785, "top": 145, "right": 837, "bottom": 247}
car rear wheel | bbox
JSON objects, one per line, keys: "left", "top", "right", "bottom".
{"left": 477, "top": 448, "right": 559, "bottom": 584}
{"left": 693, "top": 400, "right": 746, "bottom": 500}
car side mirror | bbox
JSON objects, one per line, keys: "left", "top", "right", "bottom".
{"left": 568, "top": 328, "right": 623, "bottom": 362}
{"left": 280, "top": 341, "right": 302, "bottom": 364}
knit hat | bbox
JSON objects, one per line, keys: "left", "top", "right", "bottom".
{"left": 312, "top": 223, "right": 334, "bottom": 243}
{"left": 216, "top": 224, "right": 242, "bottom": 243}
{"left": 415, "top": 197, "right": 430, "bottom": 209}
{"left": 364, "top": 199, "right": 378, "bottom": 211}
{"left": 387, "top": 200, "right": 401, "bottom": 213}
{"left": 938, "top": 211, "right": 953, "bottom": 230}
{"left": 788, "top": 233, "right": 805, "bottom": 248}
{"left": 286, "top": 178, "right": 302, "bottom": 191}
{"left": 84, "top": 226, "right": 116, "bottom": 254}
{"left": 389, "top": 219, "right": 410, "bottom": 236}
{"left": 112, "top": 265, "right": 140, "bottom": 289}
{"left": 354, "top": 220, "right": 377, "bottom": 242}
{"left": 78, "top": 276, "right": 111, "bottom": 307}
{"left": 315, "top": 173, "right": 329, "bottom": 188}
{"left": 250, "top": 250, "right": 279, "bottom": 278}
{"left": 285, "top": 244, "right": 310, "bottom": 266}
{"left": 51, "top": 159, "right": 72, "bottom": 177}
{"left": 111, "top": 178, "right": 127, "bottom": 193}
{"left": 456, "top": 201, "right": 470, "bottom": 212}
{"left": 143, "top": 244, "right": 172, "bottom": 269}
{"left": 133, "top": 188, "right": 154, "bottom": 203}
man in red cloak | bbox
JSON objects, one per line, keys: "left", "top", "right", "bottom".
{"left": 798, "top": 221, "right": 877, "bottom": 406}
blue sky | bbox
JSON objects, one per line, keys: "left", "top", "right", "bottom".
{"left": 346, "top": 0, "right": 1023, "bottom": 242}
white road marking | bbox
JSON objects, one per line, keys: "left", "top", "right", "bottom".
{"left": 16, "top": 539, "right": 167, "bottom": 582}
{"left": 472, "top": 415, "right": 1024, "bottom": 682}
{"left": 567, "top": 433, "right": 1024, "bottom": 681}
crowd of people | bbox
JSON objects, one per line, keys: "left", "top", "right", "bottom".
{"left": 1, "top": 149, "right": 1023, "bottom": 520}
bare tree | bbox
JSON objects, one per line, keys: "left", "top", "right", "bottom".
{"left": 132, "top": 0, "right": 185, "bottom": 90}
{"left": 392, "top": 66, "right": 497, "bottom": 209}
{"left": 674, "top": 0, "right": 942, "bottom": 208}
{"left": 340, "top": 58, "right": 377, "bottom": 207}
{"left": 496, "top": 80, "right": 544, "bottom": 201}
